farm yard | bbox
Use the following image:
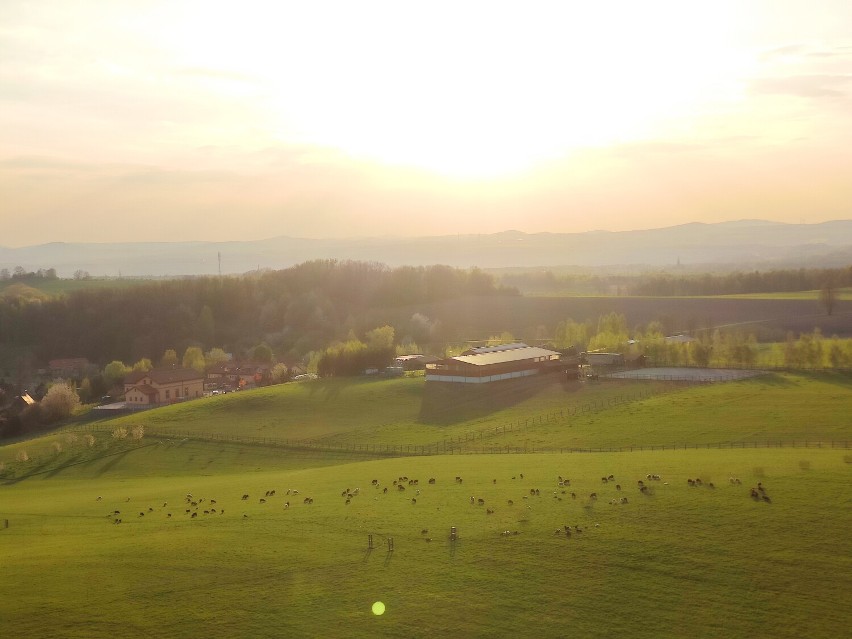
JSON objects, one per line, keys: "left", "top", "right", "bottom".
{"left": 1, "top": 372, "right": 850, "bottom": 638}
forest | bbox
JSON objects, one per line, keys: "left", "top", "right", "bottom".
{"left": 0, "top": 260, "right": 516, "bottom": 368}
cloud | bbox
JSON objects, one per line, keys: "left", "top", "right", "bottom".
{"left": 750, "top": 74, "right": 852, "bottom": 98}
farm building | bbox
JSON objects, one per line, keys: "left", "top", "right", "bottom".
{"left": 393, "top": 354, "right": 441, "bottom": 371}
{"left": 582, "top": 352, "right": 625, "bottom": 367}
{"left": 124, "top": 368, "right": 204, "bottom": 406}
{"left": 425, "top": 343, "right": 561, "bottom": 384}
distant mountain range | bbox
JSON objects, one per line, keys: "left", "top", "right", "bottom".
{"left": 2, "top": 220, "right": 852, "bottom": 277}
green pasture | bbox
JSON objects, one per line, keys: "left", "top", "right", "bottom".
{"left": 2, "top": 370, "right": 851, "bottom": 638}
{"left": 0, "top": 277, "right": 147, "bottom": 298}
{"left": 711, "top": 287, "right": 852, "bottom": 300}
{"left": 1, "top": 445, "right": 850, "bottom": 639}
{"left": 73, "top": 371, "right": 852, "bottom": 453}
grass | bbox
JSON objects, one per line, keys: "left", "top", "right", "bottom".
{"left": 1, "top": 447, "right": 849, "bottom": 638}
{"left": 1, "top": 371, "right": 850, "bottom": 638}
{"left": 72, "top": 371, "right": 852, "bottom": 452}
{"left": 0, "top": 277, "right": 148, "bottom": 297}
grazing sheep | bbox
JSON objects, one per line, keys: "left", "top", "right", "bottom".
{"left": 411, "top": 498, "right": 417, "bottom": 504}
{"left": 204, "top": 510, "right": 210, "bottom": 515}
{"left": 114, "top": 518, "right": 121, "bottom": 524}
{"left": 114, "top": 510, "right": 120, "bottom": 514}
{"left": 421, "top": 529, "right": 429, "bottom": 535}
{"left": 571, "top": 492, "right": 576, "bottom": 499}
{"left": 520, "top": 473, "right": 524, "bottom": 479}
{"left": 486, "top": 508, "right": 494, "bottom": 514}
{"left": 428, "top": 478, "right": 436, "bottom": 484}
{"left": 97, "top": 496, "right": 102, "bottom": 501}
{"left": 345, "top": 499, "right": 350, "bottom": 505}
{"left": 616, "top": 484, "right": 621, "bottom": 491}
{"left": 260, "top": 498, "right": 266, "bottom": 504}
{"left": 507, "top": 499, "right": 514, "bottom": 505}
{"left": 601, "top": 477, "right": 608, "bottom": 483}
{"left": 148, "top": 507, "right": 153, "bottom": 512}
{"left": 241, "top": 495, "right": 249, "bottom": 500}
{"left": 139, "top": 512, "right": 145, "bottom": 517}
{"left": 383, "top": 487, "right": 388, "bottom": 494}
{"left": 607, "top": 474, "right": 614, "bottom": 481}
{"left": 589, "top": 493, "right": 597, "bottom": 500}
{"left": 477, "top": 498, "right": 485, "bottom": 505}
{"left": 284, "top": 502, "right": 289, "bottom": 509}
{"left": 470, "top": 496, "right": 475, "bottom": 504}
{"left": 397, "top": 484, "right": 406, "bottom": 492}
{"left": 185, "top": 509, "right": 191, "bottom": 514}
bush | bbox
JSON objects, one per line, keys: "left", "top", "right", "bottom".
{"left": 40, "top": 383, "right": 81, "bottom": 424}
{"left": 84, "top": 433, "right": 96, "bottom": 448}
{"left": 112, "top": 427, "right": 128, "bottom": 440}
{"left": 15, "top": 450, "right": 29, "bottom": 462}
{"left": 51, "top": 441, "right": 62, "bottom": 454}
{"left": 131, "top": 425, "right": 144, "bottom": 440}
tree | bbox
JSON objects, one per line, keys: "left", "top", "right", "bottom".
{"left": 819, "top": 281, "right": 837, "bottom": 316}
{"left": 196, "top": 305, "right": 215, "bottom": 346}
{"left": 0, "top": 268, "right": 9, "bottom": 280}
{"left": 39, "top": 382, "right": 81, "bottom": 423}
{"left": 132, "top": 358, "right": 153, "bottom": 372}
{"left": 205, "top": 347, "right": 230, "bottom": 368}
{"left": 182, "top": 346, "right": 206, "bottom": 373}
{"left": 271, "top": 362, "right": 289, "bottom": 383}
{"left": 72, "top": 269, "right": 90, "bottom": 280}
{"left": 103, "top": 360, "right": 131, "bottom": 386}
{"left": 366, "top": 325, "right": 395, "bottom": 350}
{"left": 252, "top": 343, "right": 273, "bottom": 364}
{"left": 160, "top": 349, "right": 178, "bottom": 368}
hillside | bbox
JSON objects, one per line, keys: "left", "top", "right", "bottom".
{"left": 0, "top": 369, "right": 849, "bottom": 638}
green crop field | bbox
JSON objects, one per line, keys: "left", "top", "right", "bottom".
{"left": 1, "top": 373, "right": 850, "bottom": 638}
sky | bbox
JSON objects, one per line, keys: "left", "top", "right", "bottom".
{"left": 1, "top": 0, "right": 851, "bottom": 247}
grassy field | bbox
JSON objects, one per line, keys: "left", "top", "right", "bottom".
{"left": 1, "top": 373, "right": 850, "bottom": 638}
{"left": 0, "top": 277, "right": 148, "bottom": 297}
{"left": 64, "top": 371, "right": 852, "bottom": 453}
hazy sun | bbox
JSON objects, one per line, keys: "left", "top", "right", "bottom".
{"left": 172, "top": 1, "right": 749, "bottom": 178}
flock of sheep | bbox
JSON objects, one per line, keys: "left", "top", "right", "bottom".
{"left": 98, "top": 468, "right": 771, "bottom": 537}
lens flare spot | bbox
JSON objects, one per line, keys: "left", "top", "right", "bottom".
{"left": 372, "top": 601, "right": 386, "bottom": 616}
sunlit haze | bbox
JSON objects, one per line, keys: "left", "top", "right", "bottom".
{"left": 1, "top": 0, "right": 851, "bottom": 246}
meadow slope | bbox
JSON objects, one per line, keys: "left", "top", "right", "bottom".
{"left": 1, "top": 372, "right": 850, "bottom": 638}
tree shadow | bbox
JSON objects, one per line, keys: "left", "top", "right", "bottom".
{"left": 418, "top": 376, "right": 563, "bottom": 425}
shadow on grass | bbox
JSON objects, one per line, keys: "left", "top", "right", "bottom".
{"left": 2, "top": 442, "right": 158, "bottom": 484}
{"left": 306, "top": 378, "right": 359, "bottom": 401}
{"left": 754, "top": 373, "right": 797, "bottom": 387}
{"left": 418, "top": 376, "right": 566, "bottom": 425}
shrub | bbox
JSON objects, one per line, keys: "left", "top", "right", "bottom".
{"left": 51, "top": 441, "right": 62, "bottom": 454}
{"left": 15, "top": 450, "right": 29, "bottom": 462}
{"left": 40, "top": 382, "right": 81, "bottom": 424}
{"left": 65, "top": 433, "right": 79, "bottom": 445}
{"left": 84, "top": 433, "right": 96, "bottom": 447}
{"left": 112, "top": 427, "right": 128, "bottom": 440}
{"left": 131, "top": 425, "right": 144, "bottom": 440}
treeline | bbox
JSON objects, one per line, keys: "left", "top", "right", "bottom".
{"left": 0, "top": 266, "right": 59, "bottom": 281}
{"left": 497, "top": 265, "right": 852, "bottom": 296}
{"left": 0, "top": 261, "right": 516, "bottom": 368}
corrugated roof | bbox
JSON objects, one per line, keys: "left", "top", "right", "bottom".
{"left": 452, "top": 346, "right": 561, "bottom": 366}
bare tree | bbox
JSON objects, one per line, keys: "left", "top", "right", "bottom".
{"left": 819, "top": 281, "right": 837, "bottom": 316}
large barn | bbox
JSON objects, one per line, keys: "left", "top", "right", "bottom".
{"left": 425, "top": 343, "right": 562, "bottom": 384}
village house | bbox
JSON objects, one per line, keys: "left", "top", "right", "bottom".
{"left": 123, "top": 368, "right": 204, "bottom": 406}
{"left": 48, "top": 358, "right": 91, "bottom": 379}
